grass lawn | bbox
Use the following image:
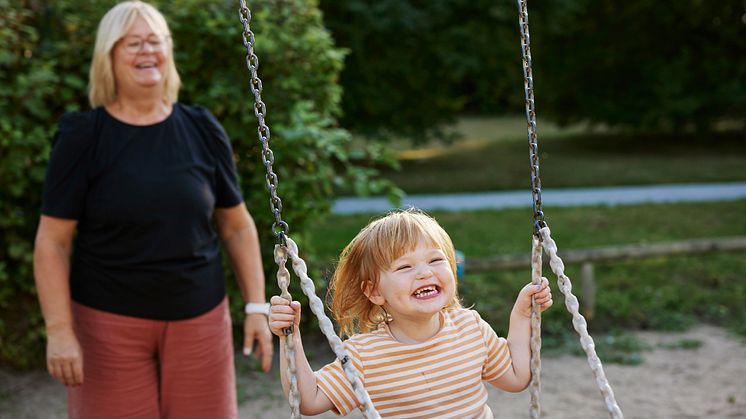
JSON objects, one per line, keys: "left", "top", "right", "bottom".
{"left": 378, "top": 116, "right": 746, "bottom": 194}
{"left": 309, "top": 200, "right": 746, "bottom": 260}
{"left": 302, "top": 200, "right": 746, "bottom": 361}
{"left": 298, "top": 118, "right": 746, "bottom": 362}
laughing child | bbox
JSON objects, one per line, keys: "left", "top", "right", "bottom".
{"left": 269, "top": 209, "right": 552, "bottom": 418}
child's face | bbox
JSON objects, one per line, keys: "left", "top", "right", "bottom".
{"left": 367, "top": 241, "right": 456, "bottom": 323}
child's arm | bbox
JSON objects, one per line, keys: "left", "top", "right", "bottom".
{"left": 269, "top": 295, "right": 335, "bottom": 415}
{"left": 490, "top": 277, "right": 552, "bottom": 392}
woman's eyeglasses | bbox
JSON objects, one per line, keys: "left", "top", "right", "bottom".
{"left": 120, "top": 35, "right": 169, "bottom": 54}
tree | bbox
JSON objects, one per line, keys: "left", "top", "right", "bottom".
{"left": 320, "top": 0, "right": 746, "bottom": 136}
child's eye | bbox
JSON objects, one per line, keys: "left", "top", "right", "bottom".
{"left": 430, "top": 257, "right": 445, "bottom": 263}
{"left": 394, "top": 265, "right": 411, "bottom": 272}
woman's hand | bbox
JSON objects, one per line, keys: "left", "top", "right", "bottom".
{"left": 243, "top": 313, "right": 274, "bottom": 373}
{"left": 46, "top": 325, "right": 84, "bottom": 386}
{"left": 268, "top": 295, "right": 301, "bottom": 337}
{"left": 512, "top": 277, "right": 553, "bottom": 318}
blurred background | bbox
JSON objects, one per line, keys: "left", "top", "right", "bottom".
{"left": 1, "top": 0, "right": 745, "bottom": 416}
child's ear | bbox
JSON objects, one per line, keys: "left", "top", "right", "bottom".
{"left": 362, "top": 280, "right": 385, "bottom": 306}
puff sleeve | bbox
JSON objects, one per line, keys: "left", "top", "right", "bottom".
{"left": 41, "top": 111, "right": 97, "bottom": 220}
{"left": 195, "top": 107, "right": 243, "bottom": 208}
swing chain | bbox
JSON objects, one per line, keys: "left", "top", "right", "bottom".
{"left": 517, "top": 0, "right": 546, "bottom": 236}
{"left": 238, "top": 2, "right": 289, "bottom": 242}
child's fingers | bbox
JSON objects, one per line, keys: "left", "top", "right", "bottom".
{"left": 531, "top": 277, "right": 551, "bottom": 295}
{"left": 540, "top": 298, "right": 553, "bottom": 311}
{"left": 290, "top": 300, "right": 302, "bottom": 313}
{"left": 268, "top": 303, "right": 296, "bottom": 329}
{"left": 269, "top": 302, "right": 294, "bottom": 314}
{"left": 534, "top": 284, "right": 553, "bottom": 311}
{"left": 269, "top": 319, "right": 295, "bottom": 335}
{"left": 269, "top": 308, "right": 296, "bottom": 321}
{"left": 535, "top": 291, "right": 552, "bottom": 304}
{"left": 270, "top": 295, "right": 291, "bottom": 306}
{"left": 536, "top": 285, "right": 551, "bottom": 298}
{"left": 269, "top": 300, "right": 302, "bottom": 335}
{"left": 269, "top": 315, "right": 294, "bottom": 326}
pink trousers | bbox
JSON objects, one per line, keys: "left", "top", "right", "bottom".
{"left": 68, "top": 298, "right": 237, "bottom": 419}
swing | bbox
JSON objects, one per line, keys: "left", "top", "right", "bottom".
{"left": 237, "top": 1, "right": 624, "bottom": 418}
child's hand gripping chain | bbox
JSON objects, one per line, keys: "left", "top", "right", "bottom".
{"left": 269, "top": 295, "right": 301, "bottom": 337}
{"left": 514, "top": 277, "right": 553, "bottom": 319}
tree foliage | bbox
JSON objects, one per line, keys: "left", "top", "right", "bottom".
{"left": 535, "top": 0, "right": 746, "bottom": 131}
{"left": 320, "top": 0, "right": 525, "bottom": 142}
{"left": 320, "top": 0, "right": 746, "bottom": 137}
{"left": 0, "top": 0, "right": 397, "bottom": 369}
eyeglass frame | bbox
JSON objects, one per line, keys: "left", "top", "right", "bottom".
{"left": 118, "top": 34, "right": 171, "bottom": 55}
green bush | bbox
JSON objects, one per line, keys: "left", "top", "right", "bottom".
{"left": 0, "top": 0, "right": 397, "bottom": 369}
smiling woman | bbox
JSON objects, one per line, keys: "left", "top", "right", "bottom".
{"left": 88, "top": 2, "right": 179, "bottom": 118}
{"left": 32, "top": 2, "right": 272, "bottom": 418}
{"left": 105, "top": 16, "right": 172, "bottom": 124}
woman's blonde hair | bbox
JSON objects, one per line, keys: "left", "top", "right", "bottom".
{"left": 329, "top": 209, "right": 462, "bottom": 337}
{"left": 88, "top": 0, "right": 180, "bottom": 107}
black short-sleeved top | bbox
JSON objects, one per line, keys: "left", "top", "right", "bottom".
{"left": 42, "top": 103, "right": 243, "bottom": 320}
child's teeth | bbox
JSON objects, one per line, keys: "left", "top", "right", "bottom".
{"left": 415, "top": 286, "right": 437, "bottom": 297}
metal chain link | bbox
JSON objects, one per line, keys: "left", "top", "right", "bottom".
{"left": 540, "top": 227, "right": 624, "bottom": 419}
{"left": 238, "top": 2, "right": 288, "bottom": 240}
{"left": 516, "top": 0, "right": 546, "bottom": 235}
{"left": 273, "top": 245, "right": 301, "bottom": 418}
{"left": 529, "top": 236, "right": 543, "bottom": 418}
{"left": 236, "top": 3, "right": 380, "bottom": 417}
{"left": 237, "top": 4, "right": 297, "bottom": 416}
{"left": 517, "top": 2, "right": 623, "bottom": 418}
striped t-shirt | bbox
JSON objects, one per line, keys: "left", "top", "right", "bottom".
{"left": 315, "top": 308, "right": 512, "bottom": 418}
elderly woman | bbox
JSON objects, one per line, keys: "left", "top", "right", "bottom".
{"left": 33, "top": 1, "right": 272, "bottom": 418}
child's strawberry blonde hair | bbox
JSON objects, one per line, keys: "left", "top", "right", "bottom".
{"left": 329, "top": 209, "right": 462, "bottom": 337}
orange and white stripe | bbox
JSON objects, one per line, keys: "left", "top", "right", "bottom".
{"left": 315, "top": 308, "right": 511, "bottom": 418}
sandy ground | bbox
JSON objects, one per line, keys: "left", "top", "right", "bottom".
{"left": 2, "top": 324, "right": 745, "bottom": 419}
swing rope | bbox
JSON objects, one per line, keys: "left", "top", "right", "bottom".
{"left": 238, "top": 0, "right": 623, "bottom": 417}
{"left": 517, "top": 1, "right": 623, "bottom": 418}
{"left": 539, "top": 228, "right": 624, "bottom": 419}
{"left": 516, "top": 1, "right": 545, "bottom": 416}
{"left": 529, "top": 236, "right": 543, "bottom": 418}
{"left": 237, "top": 3, "right": 380, "bottom": 418}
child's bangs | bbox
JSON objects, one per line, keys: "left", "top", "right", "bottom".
{"left": 366, "top": 213, "right": 445, "bottom": 270}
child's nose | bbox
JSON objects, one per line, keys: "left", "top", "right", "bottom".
{"left": 415, "top": 265, "right": 433, "bottom": 279}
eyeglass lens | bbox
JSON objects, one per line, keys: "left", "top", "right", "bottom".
{"left": 122, "top": 35, "right": 165, "bottom": 54}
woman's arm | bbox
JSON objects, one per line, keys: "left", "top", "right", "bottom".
{"left": 214, "top": 203, "right": 273, "bottom": 372}
{"left": 33, "top": 215, "right": 83, "bottom": 386}
{"left": 269, "top": 296, "right": 335, "bottom": 415}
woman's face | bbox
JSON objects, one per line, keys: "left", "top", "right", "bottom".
{"left": 112, "top": 16, "right": 169, "bottom": 96}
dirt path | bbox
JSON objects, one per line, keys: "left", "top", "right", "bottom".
{"left": 2, "top": 324, "right": 745, "bottom": 418}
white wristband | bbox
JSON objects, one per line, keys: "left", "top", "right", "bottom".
{"left": 244, "top": 302, "right": 270, "bottom": 315}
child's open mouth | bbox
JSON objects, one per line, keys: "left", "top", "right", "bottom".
{"left": 412, "top": 285, "right": 440, "bottom": 299}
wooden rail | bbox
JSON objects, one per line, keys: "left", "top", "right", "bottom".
{"left": 464, "top": 236, "right": 746, "bottom": 318}
{"left": 465, "top": 236, "right": 746, "bottom": 272}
